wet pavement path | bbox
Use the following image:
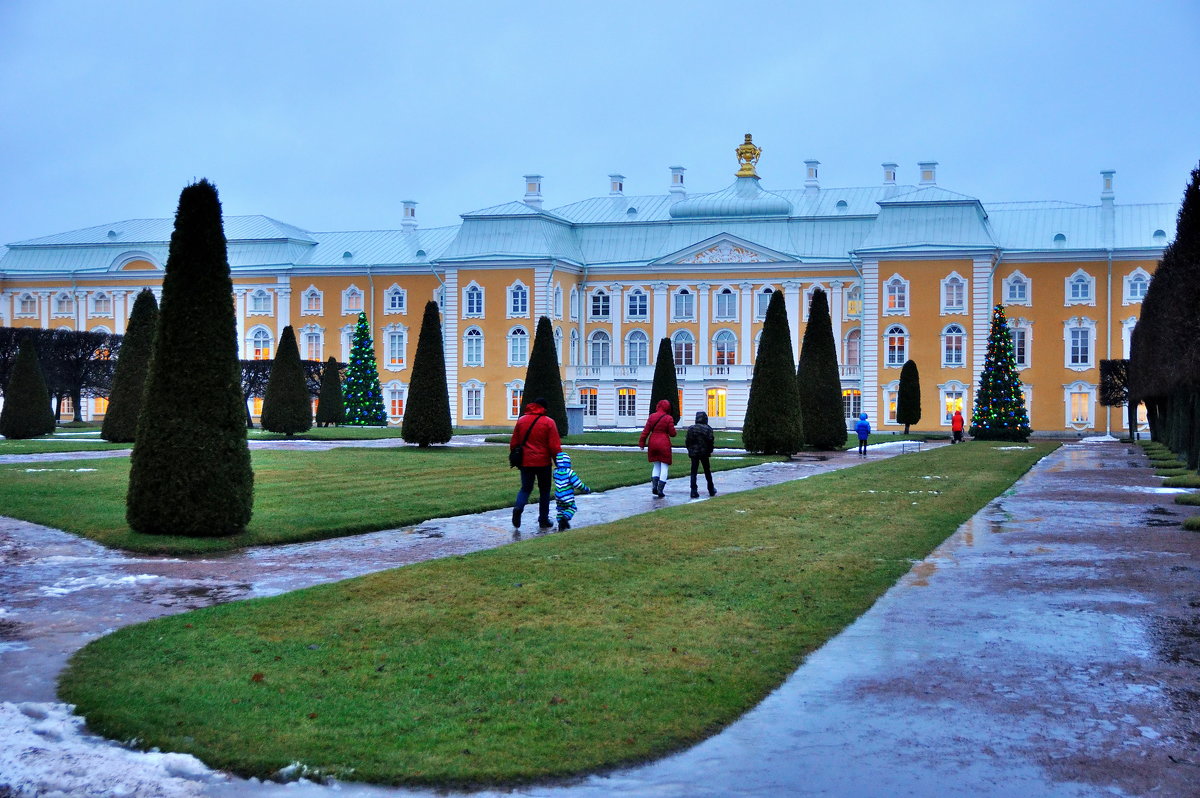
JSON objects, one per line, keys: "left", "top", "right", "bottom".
{"left": 3, "top": 441, "right": 1199, "bottom": 796}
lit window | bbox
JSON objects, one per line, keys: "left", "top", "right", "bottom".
{"left": 252, "top": 397, "right": 264, "bottom": 416}
{"left": 627, "top": 290, "right": 647, "bottom": 319}
{"left": 387, "top": 330, "right": 406, "bottom": 368}
{"left": 627, "top": 330, "right": 649, "bottom": 366}
{"left": 591, "top": 290, "right": 610, "bottom": 320}
{"left": 508, "top": 327, "right": 529, "bottom": 366}
{"left": 885, "top": 388, "right": 898, "bottom": 424}
{"left": 756, "top": 287, "right": 774, "bottom": 318}
{"left": 885, "top": 277, "right": 907, "bottom": 313}
{"left": 251, "top": 328, "right": 272, "bottom": 360}
{"left": 715, "top": 288, "right": 737, "bottom": 320}
{"left": 389, "top": 386, "right": 405, "bottom": 418}
{"left": 344, "top": 287, "right": 363, "bottom": 313}
{"left": 617, "top": 387, "right": 638, "bottom": 417}
{"left": 842, "top": 389, "right": 861, "bottom": 419}
{"left": 465, "top": 285, "right": 484, "bottom": 316}
{"left": 673, "top": 330, "right": 695, "bottom": 366}
{"left": 509, "top": 284, "right": 528, "bottom": 316}
{"left": 509, "top": 386, "right": 524, "bottom": 418}
{"left": 464, "top": 327, "right": 483, "bottom": 366}
{"left": 1070, "top": 391, "right": 1090, "bottom": 424}
{"left": 845, "top": 285, "right": 862, "bottom": 317}
{"left": 707, "top": 387, "right": 727, "bottom": 418}
{"left": 674, "top": 288, "right": 694, "bottom": 320}
{"left": 885, "top": 325, "right": 908, "bottom": 367}
{"left": 579, "top": 387, "right": 598, "bottom": 416}
{"left": 93, "top": 396, "right": 109, "bottom": 415}
{"left": 942, "top": 324, "right": 965, "bottom": 367}
{"left": 589, "top": 331, "right": 611, "bottom": 366}
{"left": 92, "top": 292, "right": 112, "bottom": 315}
{"left": 713, "top": 330, "right": 736, "bottom": 366}
{"left": 943, "top": 390, "right": 964, "bottom": 422}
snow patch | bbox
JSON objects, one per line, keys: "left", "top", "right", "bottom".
{"left": 40, "top": 574, "right": 161, "bottom": 597}
{"left": 993, "top": 446, "right": 1033, "bottom": 451}
{"left": 22, "top": 468, "right": 99, "bottom": 473}
{"left": 1080, "top": 434, "right": 1120, "bottom": 443}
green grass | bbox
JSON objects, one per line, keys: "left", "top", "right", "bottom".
{"left": 1184, "top": 516, "right": 1200, "bottom": 531}
{"left": 0, "top": 447, "right": 773, "bottom": 554}
{"left": 483, "top": 431, "right": 946, "bottom": 448}
{"left": 58, "top": 441, "right": 1055, "bottom": 787}
{"left": 1163, "top": 473, "right": 1200, "bottom": 488}
{"left": 1173, "top": 492, "right": 1200, "bottom": 506}
{"left": 1155, "top": 467, "right": 1193, "bottom": 477}
{"left": 0, "top": 430, "right": 131, "bottom": 455}
{"left": 248, "top": 426, "right": 513, "bottom": 442}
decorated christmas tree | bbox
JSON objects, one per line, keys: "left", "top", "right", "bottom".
{"left": 343, "top": 312, "right": 387, "bottom": 426}
{"left": 969, "top": 304, "right": 1032, "bottom": 441}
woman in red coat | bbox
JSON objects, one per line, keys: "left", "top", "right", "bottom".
{"left": 639, "top": 399, "right": 677, "bottom": 497}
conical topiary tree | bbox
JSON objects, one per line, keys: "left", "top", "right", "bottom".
{"left": 315, "top": 356, "right": 344, "bottom": 427}
{"left": 897, "top": 359, "right": 922, "bottom": 435}
{"left": 101, "top": 289, "right": 158, "bottom": 442}
{"left": 343, "top": 311, "right": 387, "bottom": 426}
{"left": 127, "top": 179, "right": 254, "bottom": 536}
{"left": 401, "top": 301, "right": 453, "bottom": 446}
{"left": 260, "top": 325, "right": 312, "bottom": 436}
{"left": 796, "top": 288, "right": 847, "bottom": 450}
{"left": 648, "top": 337, "right": 681, "bottom": 423}
{"left": 968, "top": 304, "right": 1032, "bottom": 441}
{"left": 744, "top": 290, "right": 804, "bottom": 454}
{"left": 0, "top": 337, "right": 55, "bottom": 440}
{"left": 521, "top": 316, "right": 567, "bottom": 436}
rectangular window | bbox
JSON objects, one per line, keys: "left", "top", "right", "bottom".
{"left": 1070, "top": 328, "right": 1090, "bottom": 366}
{"left": 252, "top": 397, "right": 264, "bottom": 416}
{"left": 466, "top": 289, "right": 483, "bottom": 316}
{"left": 465, "top": 332, "right": 483, "bottom": 365}
{"left": 387, "top": 332, "right": 405, "bottom": 368}
{"left": 756, "top": 290, "right": 773, "bottom": 318}
{"left": 707, "top": 387, "right": 727, "bottom": 418}
{"left": 677, "top": 389, "right": 684, "bottom": 417}
{"left": 580, "top": 387, "right": 598, "bottom": 416}
{"left": 944, "top": 280, "right": 964, "bottom": 311}
{"left": 886, "top": 390, "right": 898, "bottom": 424}
{"left": 389, "top": 389, "right": 405, "bottom": 418}
{"left": 617, "top": 387, "right": 637, "bottom": 417}
{"left": 92, "top": 396, "right": 109, "bottom": 415}
{"left": 465, "top": 387, "right": 482, "bottom": 418}
{"left": 510, "top": 388, "right": 524, "bottom": 418}
{"left": 674, "top": 291, "right": 694, "bottom": 319}
{"left": 886, "top": 282, "right": 907, "bottom": 312}
{"left": 1007, "top": 280, "right": 1027, "bottom": 303}
{"left": 715, "top": 291, "right": 736, "bottom": 319}
{"left": 627, "top": 292, "right": 647, "bottom": 319}
{"left": 1070, "top": 392, "right": 1090, "bottom": 424}
{"left": 93, "top": 295, "right": 112, "bottom": 315}
{"left": 510, "top": 287, "right": 528, "bottom": 316}
{"left": 305, "top": 333, "right": 321, "bottom": 361}
{"left": 842, "top": 389, "right": 861, "bottom": 419}
{"left": 591, "top": 292, "right": 610, "bottom": 319}
{"left": 19, "top": 296, "right": 37, "bottom": 315}
{"left": 943, "top": 391, "right": 964, "bottom": 423}
{"left": 388, "top": 291, "right": 406, "bottom": 312}
{"left": 1012, "top": 328, "right": 1028, "bottom": 367}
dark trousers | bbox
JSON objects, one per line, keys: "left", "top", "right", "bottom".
{"left": 689, "top": 455, "right": 715, "bottom": 493}
{"left": 514, "top": 464, "right": 552, "bottom": 527}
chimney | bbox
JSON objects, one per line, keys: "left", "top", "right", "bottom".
{"left": 401, "top": 200, "right": 418, "bottom": 232}
{"left": 609, "top": 173, "right": 625, "bottom": 196}
{"left": 669, "top": 166, "right": 687, "bottom": 200}
{"left": 1100, "top": 170, "right": 1115, "bottom": 248}
{"left": 882, "top": 162, "right": 899, "bottom": 198}
{"left": 804, "top": 159, "right": 821, "bottom": 196}
{"left": 918, "top": 161, "right": 938, "bottom": 186}
{"left": 523, "top": 174, "right": 543, "bottom": 210}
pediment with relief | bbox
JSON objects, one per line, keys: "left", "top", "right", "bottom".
{"left": 675, "top": 239, "right": 783, "bottom": 264}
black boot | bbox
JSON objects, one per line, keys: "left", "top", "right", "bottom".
{"left": 512, "top": 507, "right": 522, "bottom": 530}
{"left": 656, "top": 478, "right": 666, "bottom": 497}
{"left": 558, "top": 518, "right": 569, "bottom": 531}
{"left": 651, "top": 477, "right": 660, "bottom": 496}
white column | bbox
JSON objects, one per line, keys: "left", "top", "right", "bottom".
{"left": 652, "top": 282, "right": 669, "bottom": 346}
{"left": 697, "top": 282, "right": 710, "bottom": 365}
{"left": 75, "top": 291, "right": 87, "bottom": 330}
{"left": 830, "top": 279, "right": 844, "bottom": 362}
{"left": 234, "top": 289, "right": 248, "bottom": 358}
{"left": 111, "top": 291, "right": 127, "bottom": 335}
{"left": 609, "top": 283, "right": 623, "bottom": 361}
{"left": 534, "top": 264, "right": 553, "bottom": 319}
{"left": 276, "top": 287, "right": 291, "bottom": 332}
{"left": 38, "top": 292, "right": 51, "bottom": 328}
{"left": 0, "top": 292, "right": 9, "bottom": 327}
{"left": 740, "top": 281, "right": 753, "bottom": 364}
{"left": 971, "top": 256, "right": 993, "bottom": 393}
{"left": 441, "top": 267, "right": 460, "bottom": 423}
{"left": 860, "top": 260, "right": 880, "bottom": 425}
{"left": 783, "top": 280, "right": 801, "bottom": 364}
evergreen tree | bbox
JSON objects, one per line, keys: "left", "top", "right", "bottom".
{"left": 260, "top": 325, "right": 312, "bottom": 436}
{"left": 101, "top": 289, "right": 158, "bottom": 442}
{"left": 796, "top": 288, "right": 847, "bottom": 449}
{"left": 744, "top": 290, "right": 804, "bottom": 454}
{"left": 0, "top": 338, "right": 55, "bottom": 439}
{"left": 521, "top": 316, "right": 567, "bottom": 436}
{"left": 315, "top": 356, "right": 344, "bottom": 427}
{"left": 896, "top": 360, "right": 922, "bottom": 435}
{"left": 343, "top": 311, "right": 387, "bottom": 426}
{"left": 648, "top": 337, "right": 681, "bottom": 423}
{"left": 401, "top": 301, "right": 453, "bottom": 446}
{"left": 127, "top": 180, "right": 253, "bottom": 536}
{"left": 968, "top": 304, "right": 1032, "bottom": 441}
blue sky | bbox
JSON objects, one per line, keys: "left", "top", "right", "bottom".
{"left": 1, "top": 0, "right": 1197, "bottom": 245}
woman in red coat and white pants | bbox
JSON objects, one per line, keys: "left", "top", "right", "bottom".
{"left": 639, "top": 399, "right": 677, "bottom": 497}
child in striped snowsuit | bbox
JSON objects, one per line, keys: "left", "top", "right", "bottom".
{"left": 553, "top": 452, "right": 591, "bottom": 531}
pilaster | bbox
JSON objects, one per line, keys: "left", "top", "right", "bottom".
{"left": 860, "top": 260, "right": 880, "bottom": 424}
{"left": 609, "top": 283, "right": 623, "bottom": 359}
{"left": 971, "top": 256, "right": 993, "bottom": 390}
{"left": 652, "top": 282, "right": 669, "bottom": 344}
{"left": 441, "top": 268, "right": 460, "bottom": 422}
{"left": 697, "top": 282, "right": 710, "bottom": 365}
{"left": 783, "top": 280, "right": 801, "bottom": 364}
{"left": 829, "top": 280, "right": 844, "bottom": 360}
{"left": 234, "top": 289, "right": 248, "bottom": 358}
{"left": 739, "top": 282, "right": 753, "bottom": 365}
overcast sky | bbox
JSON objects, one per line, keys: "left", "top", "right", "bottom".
{"left": 1, "top": 0, "right": 1197, "bottom": 246}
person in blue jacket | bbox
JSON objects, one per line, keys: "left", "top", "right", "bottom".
{"left": 855, "top": 412, "right": 871, "bottom": 457}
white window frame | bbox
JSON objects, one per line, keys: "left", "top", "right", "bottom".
{"left": 383, "top": 323, "right": 407, "bottom": 371}
{"left": 339, "top": 324, "right": 355, "bottom": 361}
{"left": 616, "top": 386, "right": 638, "bottom": 418}
{"left": 938, "top": 380, "right": 968, "bottom": 425}
{"left": 1121, "top": 316, "right": 1137, "bottom": 359}
{"left": 883, "top": 274, "right": 909, "bottom": 316}
{"left": 463, "top": 282, "right": 485, "bottom": 318}
{"left": 672, "top": 330, "right": 695, "bottom": 366}
{"left": 463, "top": 326, "right": 484, "bottom": 367}
{"left": 843, "top": 327, "right": 862, "bottom": 367}
{"left": 1064, "top": 381, "right": 1096, "bottom": 430}
{"left": 1002, "top": 271, "right": 1031, "bottom": 306}
{"left": 507, "top": 326, "right": 529, "bottom": 366}
{"left": 247, "top": 325, "right": 274, "bottom": 360}
{"left": 1010, "top": 318, "right": 1032, "bottom": 370}
{"left": 590, "top": 289, "right": 611, "bottom": 321}
{"left": 300, "top": 324, "right": 324, "bottom": 361}
{"left": 17, "top": 293, "right": 37, "bottom": 317}
{"left": 384, "top": 284, "right": 407, "bottom": 316}
{"left": 569, "top": 287, "right": 579, "bottom": 321}
{"left": 385, "top": 379, "right": 406, "bottom": 421}
{"left": 553, "top": 284, "right": 563, "bottom": 318}
{"left": 626, "top": 329, "right": 649, "bottom": 366}
{"left": 248, "top": 289, "right": 272, "bottom": 315}
{"left": 342, "top": 285, "right": 364, "bottom": 315}
{"left": 589, "top": 330, "right": 612, "bottom": 366}
{"left": 802, "top": 284, "right": 826, "bottom": 322}
{"left": 507, "top": 380, "right": 525, "bottom": 420}
{"left": 1020, "top": 384, "right": 1033, "bottom": 426}
{"left": 672, "top": 287, "right": 695, "bottom": 321}
{"left": 554, "top": 326, "right": 564, "bottom": 364}
{"left": 712, "top": 329, "right": 737, "bottom": 367}
{"left": 53, "top": 292, "right": 75, "bottom": 317}
{"left": 301, "top": 285, "right": 323, "bottom": 316}
{"left": 941, "top": 324, "right": 967, "bottom": 368}
{"left": 626, "top": 288, "right": 648, "bottom": 321}
{"left": 1064, "top": 269, "right": 1096, "bottom": 307}
{"left": 884, "top": 324, "right": 909, "bottom": 368}
{"left": 579, "top": 386, "right": 598, "bottom": 416}
{"left": 714, "top": 286, "right": 737, "bottom": 321}
{"left": 90, "top": 292, "right": 113, "bottom": 317}
{"left": 1063, "top": 317, "right": 1096, "bottom": 371}
{"left": 883, "top": 380, "right": 900, "bottom": 425}
{"left": 462, "top": 380, "right": 484, "bottom": 420}
{"left": 845, "top": 284, "right": 863, "bottom": 317}
{"left": 756, "top": 286, "right": 776, "bottom": 319}
{"left": 507, "top": 281, "right": 530, "bottom": 319}
{"left": 1123, "top": 267, "right": 1151, "bottom": 305}
{"left": 940, "top": 272, "right": 968, "bottom": 315}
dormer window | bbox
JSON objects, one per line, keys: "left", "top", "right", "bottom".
{"left": 612, "top": 180, "right": 623, "bottom": 192}
{"left": 526, "top": 182, "right": 539, "bottom": 194}
{"left": 404, "top": 206, "right": 416, "bottom": 218}
{"left": 1053, "top": 233, "right": 1067, "bottom": 248}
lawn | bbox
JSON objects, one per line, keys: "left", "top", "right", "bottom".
{"left": 0, "top": 430, "right": 132, "bottom": 455}
{"left": 0, "top": 446, "right": 774, "bottom": 555}
{"left": 248, "top": 426, "right": 514, "bottom": 441}
{"left": 59, "top": 441, "right": 1055, "bottom": 787}
{"left": 484, "top": 430, "right": 947, "bottom": 448}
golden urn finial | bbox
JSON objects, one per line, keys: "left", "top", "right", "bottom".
{"left": 735, "top": 133, "right": 762, "bottom": 178}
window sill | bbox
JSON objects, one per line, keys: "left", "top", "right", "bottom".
{"left": 1064, "top": 300, "right": 1096, "bottom": 308}
{"left": 1066, "top": 363, "right": 1095, "bottom": 372}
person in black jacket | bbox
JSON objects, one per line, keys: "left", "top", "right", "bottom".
{"left": 685, "top": 411, "right": 717, "bottom": 499}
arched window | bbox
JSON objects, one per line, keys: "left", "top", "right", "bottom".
{"left": 626, "top": 329, "right": 649, "bottom": 366}
{"left": 756, "top": 287, "right": 775, "bottom": 318}
{"left": 845, "top": 284, "right": 862, "bottom": 317}
{"left": 1125, "top": 269, "right": 1150, "bottom": 303}
{"left": 715, "top": 287, "right": 737, "bottom": 320}
{"left": 91, "top": 292, "right": 112, "bottom": 316}
{"left": 569, "top": 287, "right": 580, "bottom": 321}
{"left": 385, "top": 285, "right": 407, "bottom": 314}
{"left": 941, "top": 274, "right": 966, "bottom": 313}
{"left": 464, "top": 326, "right": 484, "bottom": 366}
{"left": 249, "top": 289, "right": 271, "bottom": 314}
{"left": 1066, "top": 271, "right": 1093, "bottom": 304}
{"left": 626, "top": 288, "right": 648, "bottom": 319}
{"left": 885, "top": 324, "right": 908, "bottom": 367}
{"left": 570, "top": 329, "right": 580, "bottom": 365}
{"left": 1004, "top": 273, "right": 1030, "bottom": 305}
{"left": 942, "top": 324, "right": 966, "bottom": 367}
{"left": 509, "top": 283, "right": 529, "bottom": 316}
{"left": 1053, "top": 232, "right": 1067, "bottom": 248}
{"left": 589, "top": 330, "right": 611, "bottom": 366}
{"left": 508, "top": 381, "right": 525, "bottom": 418}
{"left": 249, "top": 327, "right": 273, "bottom": 360}
{"left": 672, "top": 330, "right": 695, "bottom": 366}
{"left": 343, "top": 286, "right": 363, "bottom": 314}
{"left": 591, "top": 289, "right": 611, "bottom": 320}
{"left": 302, "top": 287, "right": 323, "bottom": 314}
{"left": 554, "top": 326, "right": 563, "bottom": 364}
{"left": 713, "top": 330, "right": 737, "bottom": 366}
{"left": 844, "top": 328, "right": 861, "bottom": 367}
{"left": 18, "top": 294, "right": 37, "bottom": 315}
{"left": 553, "top": 285, "right": 563, "bottom": 317}
{"left": 884, "top": 276, "right": 908, "bottom": 314}
{"left": 507, "top": 326, "right": 529, "bottom": 366}
{"left": 55, "top": 292, "right": 75, "bottom": 314}
{"left": 464, "top": 284, "right": 484, "bottom": 317}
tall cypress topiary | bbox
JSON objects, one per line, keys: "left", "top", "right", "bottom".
{"left": 401, "top": 301, "right": 453, "bottom": 446}
{"left": 968, "top": 304, "right": 1032, "bottom": 441}
{"left": 648, "top": 337, "right": 681, "bottom": 423}
{"left": 315, "top": 356, "right": 344, "bottom": 427}
{"left": 127, "top": 180, "right": 253, "bottom": 536}
{"left": 896, "top": 360, "right": 922, "bottom": 434}
{"left": 521, "top": 316, "right": 567, "bottom": 436}
{"left": 0, "top": 338, "right": 55, "bottom": 440}
{"left": 744, "top": 290, "right": 804, "bottom": 454}
{"left": 343, "top": 312, "right": 387, "bottom": 426}
{"left": 101, "top": 289, "right": 158, "bottom": 442}
{"left": 260, "top": 325, "right": 312, "bottom": 436}
{"left": 796, "top": 288, "right": 847, "bottom": 449}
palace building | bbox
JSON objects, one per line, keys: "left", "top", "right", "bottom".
{"left": 0, "top": 136, "right": 1175, "bottom": 434}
